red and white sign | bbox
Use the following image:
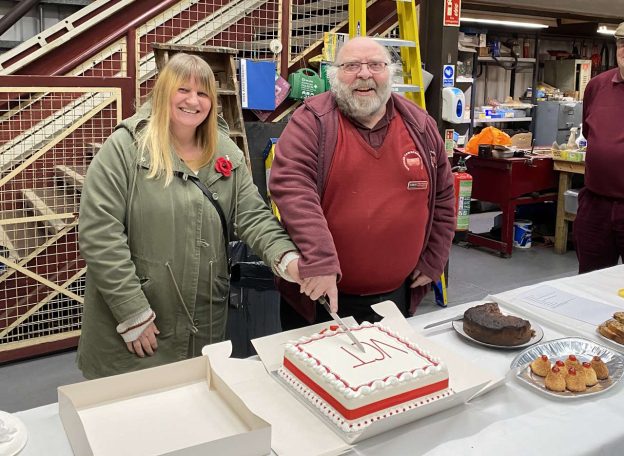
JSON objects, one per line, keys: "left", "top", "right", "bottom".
{"left": 443, "top": 0, "right": 461, "bottom": 27}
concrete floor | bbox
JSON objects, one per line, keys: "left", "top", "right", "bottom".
{"left": 0, "top": 212, "right": 580, "bottom": 413}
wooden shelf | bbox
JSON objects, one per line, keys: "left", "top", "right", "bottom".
{"left": 474, "top": 117, "right": 532, "bottom": 124}
{"left": 392, "top": 83, "right": 420, "bottom": 93}
{"left": 478, "top": 57, "right": 536, "bottom": 63}
{"left": 456, "top": 76, "right": 474, "bottom": 83}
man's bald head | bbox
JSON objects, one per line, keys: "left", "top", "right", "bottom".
{"left": 334, "top": 37, "right": 392, "bottom": 65}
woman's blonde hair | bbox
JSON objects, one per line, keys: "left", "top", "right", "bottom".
{"left": 139, "top": 52, "right": 218, "bottom": 185}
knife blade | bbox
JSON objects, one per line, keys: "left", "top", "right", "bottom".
{"left": 318, "top": 296, "right": 366, "bottom": 353}
{"left": 422, "top": 314, "right": 463, "bottom": 330}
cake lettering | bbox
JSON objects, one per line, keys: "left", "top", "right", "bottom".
{"left": 341, "top": 338, "right": 409, "bottom": 368}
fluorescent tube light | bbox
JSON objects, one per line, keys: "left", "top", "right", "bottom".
{"left": 461, "top": 18, "right": 549, "bottom": 29}
{"left": 597, "top": 25, "right": 616, "bottom": 36}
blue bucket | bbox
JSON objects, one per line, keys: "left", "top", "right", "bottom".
{"left": 513, "top": 220, "right": 532, "bottom": 249}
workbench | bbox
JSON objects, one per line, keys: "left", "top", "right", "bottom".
{"left": 456, "top": 153, "right": 557, "bottom": 257}
{"left": 553, "top": 159, "right": 585, "bottom": 254}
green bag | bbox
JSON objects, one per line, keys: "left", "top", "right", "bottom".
{"left": 288, "top": 68, "right": 325, "bottom": 100}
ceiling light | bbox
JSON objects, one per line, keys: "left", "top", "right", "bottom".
{"left": 597, "top": 25, "right": 616, "bottom": 36}
{"left": 460, "top": 17, "right": 549, "bottom": 29}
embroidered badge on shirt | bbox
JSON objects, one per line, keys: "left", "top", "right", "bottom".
{"left": 402, "top": 150, "right": 423, "bottom": 171}
{"left": 407, "top": 181, "right": 428, "bottom": 190}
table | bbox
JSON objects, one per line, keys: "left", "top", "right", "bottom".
{"left": 553, "top": 159, "right": 585, "bottom": 254}
{"left": 14, "top": 266, "right": 624, "bottom": 455}
{"left": 456, "top": 153, "right": 557, "bottom": 257}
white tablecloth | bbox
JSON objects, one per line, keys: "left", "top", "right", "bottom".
{"left": 15, "top": 266, "right": 624, "bottom": 455}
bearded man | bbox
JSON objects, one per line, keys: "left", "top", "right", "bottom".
{"left": 269, "top": 37, "right": 455, "bottom": 328}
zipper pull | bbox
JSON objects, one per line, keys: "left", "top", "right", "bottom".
{"left": 429, "top": 150, "right": 437, "bottom": 167}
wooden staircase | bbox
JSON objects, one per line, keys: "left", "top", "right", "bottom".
{"left": 0, "top": 0, "right": 401, "bottom": 361}
{"left": 0, "top": 151, "right": 92, "bottom": 361}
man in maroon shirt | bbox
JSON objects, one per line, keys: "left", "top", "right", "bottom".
{"left": 269, "top": 38, "right": 455, "bottom": 327}
{"left": 574, "top": 22, "right": 624, "bottom": 273}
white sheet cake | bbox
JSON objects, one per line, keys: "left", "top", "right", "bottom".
{"left": 278, "top": 322, "right": 451, "bottom": 432}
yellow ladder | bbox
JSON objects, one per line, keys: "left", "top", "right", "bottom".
{"left": 349, "top": 0, "right": 426, "bottom": 109}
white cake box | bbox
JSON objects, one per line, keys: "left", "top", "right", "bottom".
{"left": 199, "top": 301, "right": 503, "bottom": 454}
{"left": 58, "top": 353, "right": 271, "bottom": 456}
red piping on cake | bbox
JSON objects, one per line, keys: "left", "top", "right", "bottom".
{"left": 283, "top": 358, "right": 449, "bottom": 420}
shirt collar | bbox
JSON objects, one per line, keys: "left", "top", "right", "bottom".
{"left": 349, "top": 96, "right": 396, "bottom": 131}
{"left": 613, "top": 69, "right": 624, "bottom": 84}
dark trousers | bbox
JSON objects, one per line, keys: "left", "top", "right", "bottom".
{"left": 280, "top": 280, "right": 410, "bottom": 331}
{"left": 574, "top": 188, "right": 624, "bottom": 274}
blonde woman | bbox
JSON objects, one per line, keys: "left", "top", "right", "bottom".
{"left": 78, "top": 53, "right": 301, "bottom": 378}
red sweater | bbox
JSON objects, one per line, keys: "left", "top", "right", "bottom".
{"left": 583, "top": 68, "right": 624, "bottom": 199}
{"left": 270, "top": 92, "right": 455, "bottom": 317}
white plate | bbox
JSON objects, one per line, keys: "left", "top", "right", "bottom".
{"left": 0, "top": 411, "right": 28, "bottom": 456}
{"left": 510, "top": 337, "right": 624, "bottom": 399}
{"left": 452, "top": 319, "right": 544, "bottom": 350}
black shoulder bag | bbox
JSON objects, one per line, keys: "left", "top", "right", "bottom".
{"left": 174, "top": 171, "right": 231, "bottom": 274}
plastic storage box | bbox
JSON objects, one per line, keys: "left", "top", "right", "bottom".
{"left": 564, "top": 189, "right": 580, "bottom": 214}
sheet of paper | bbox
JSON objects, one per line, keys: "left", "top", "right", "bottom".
{"left": 515, "top": 285, "right": 619, "bottom": 325}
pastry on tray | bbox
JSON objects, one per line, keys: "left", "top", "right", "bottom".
{"left": 530, "top": 355, "right": 551, "bottom": 377}
{"left": 591, "top": 356, "right": 609, "bottom": 380}
{"left": 544, "top": 366, "right": 566, "bottom": 392}
{"left": 565, "top": 367, "right": 587, "bottom": 392}
{"left": 530, "top": 354, "right": 610, "bottom": 394}
{"left": 554, "top": 359, "right": 566, "bottom": 373}
{"left": 581, "top": 362, "right": 598, "bottom": 387}
{"left": 564, "top": 354, "right": 581, "bottom": 371}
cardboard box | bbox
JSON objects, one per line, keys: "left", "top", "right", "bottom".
{"left": 58, "top": 355, "right": 271, "bottom": 456}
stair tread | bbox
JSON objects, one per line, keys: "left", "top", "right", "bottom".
{"left": 0, "top": 224, "right": 19, "bottom": 261}
{"left": 255, "top": 12, "right": 347, "bottom": 34}
{"left": 22, "top": 188, "right": 73, "bottom": 234}
{"left": 55, "top": 164, "right": 86, "bottom": 191}
{"left": 0, "top": 209, "right": 46, "bottom": 259}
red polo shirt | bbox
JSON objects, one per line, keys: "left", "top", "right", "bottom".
{"left": 583, "top": 68, "right": 624, "bottom": 199}
{"left": 321, "top": 112, "right": 430, "bottom": 295}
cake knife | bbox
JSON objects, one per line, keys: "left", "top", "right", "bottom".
{"left": 318, "top": 296, "right": 366, "bottom": 353}
{"left": 422, "top": 314, "right": 463, "bottom": 329}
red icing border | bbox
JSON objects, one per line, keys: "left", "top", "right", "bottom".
{"left": 283, "top": 358, "right": 449, "bottom": 420}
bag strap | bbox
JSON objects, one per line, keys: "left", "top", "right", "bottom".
{"left": 174, "top": 171, "right": 231, "bottom": 273}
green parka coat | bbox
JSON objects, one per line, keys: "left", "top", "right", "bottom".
{"left": 77, "top": 107, "right": 296, "bottom": 378}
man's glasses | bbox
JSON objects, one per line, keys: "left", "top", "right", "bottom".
{"left": 617, "top": 39, "right": 624, "bottom": 49}
{"left": 336, "top": 61, "right": 389, "bottom": 74}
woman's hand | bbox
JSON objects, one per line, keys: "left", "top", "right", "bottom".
{"left": 286, "top": 258, "right": 302, "bottom": 284}
{"left": 126, "top": 322, "right": 160, "bottom": 357}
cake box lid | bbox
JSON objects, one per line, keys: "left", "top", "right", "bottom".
{"left": 249, "top": 301, "right": 501, "bottom": 446}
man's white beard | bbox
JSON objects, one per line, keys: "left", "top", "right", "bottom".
{"left": 332, "top": 78, "right": 392, "bottom": 122}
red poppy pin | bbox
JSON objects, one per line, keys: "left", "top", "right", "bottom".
{"left": 215, "top": 156, "right": 233, "bottom": 177}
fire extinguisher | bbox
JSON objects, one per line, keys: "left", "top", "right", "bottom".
{"left": 452, "top": 156, "right": 472, "bottom": 231}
